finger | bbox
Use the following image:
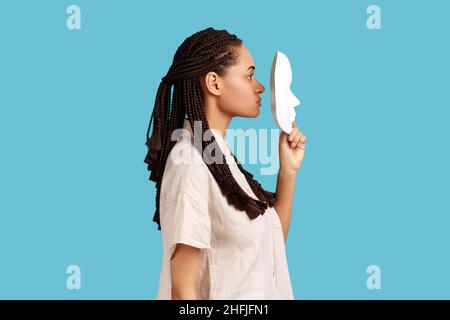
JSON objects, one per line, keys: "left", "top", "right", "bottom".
{"left": 288, "top": 127, "right": 298, "bottom": 142}
{"left": 297, "top": 140, "right": 306, "bottom": 149}
{"left": 292, "top": 131, "right": 303, "bottom": 148}
{"left": 294, "top": 133, "right": 306, "bottom": 149}
{"left": 288, "top": 129, "right": 297, "bottom": 146}
{"left": 300, "top": 134, "right": 307, "bottom": 145}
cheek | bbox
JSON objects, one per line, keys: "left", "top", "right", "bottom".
{"left": 221, "top": 79, "right": 254, "bottom": 114}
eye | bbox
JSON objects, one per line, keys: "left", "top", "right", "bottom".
{"left": 247, "top": 73, "right": 254, "bottom": 80}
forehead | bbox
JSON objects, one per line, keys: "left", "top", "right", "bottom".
{"left": 234, "top": 45, "right": 254, "bottom": 70}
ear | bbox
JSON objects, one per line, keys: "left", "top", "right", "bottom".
{"left": 202, "top": 71, "right": 222, "bottom": 96}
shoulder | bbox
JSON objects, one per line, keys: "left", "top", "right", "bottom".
{"left": 161, "top": 136, "right": 212, "bottom": 198}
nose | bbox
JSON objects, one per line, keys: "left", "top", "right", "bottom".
{"left": 256, "top": 80, "right": 265, "bottom": 94}
{"left": 287, "top": 89, "right": 300, "bottom": 107}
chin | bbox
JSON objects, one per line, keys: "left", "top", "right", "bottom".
{"left": 252, "top": 108, "right": 261, "bottom": 117}
{"left": 235, "top": 106, "right": 260, "bottom": 118}
{"left": 243, "top": 108, "right": 260, "bottom": 118}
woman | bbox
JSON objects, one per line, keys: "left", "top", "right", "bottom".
{"left": 144, "top": 27, "right": 307, "bottom": 300}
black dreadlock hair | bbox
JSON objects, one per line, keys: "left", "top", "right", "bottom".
{"left": 144, "top": 27, "right": 275, "bottom": 230}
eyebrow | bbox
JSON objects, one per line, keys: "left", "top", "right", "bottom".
{"left": 246, "top": 66, "right": 255, "bottom": 72}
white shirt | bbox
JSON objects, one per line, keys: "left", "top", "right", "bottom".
{"left": 155, "top": 119, "right": 294, "bottom": 300}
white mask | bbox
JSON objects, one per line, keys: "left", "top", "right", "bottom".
{"left": 270, "top": 51, "right": 301, "bottom": 134}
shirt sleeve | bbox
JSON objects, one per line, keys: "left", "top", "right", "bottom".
{"left": 164, "top": 190, "right": 211, "bottom": 259}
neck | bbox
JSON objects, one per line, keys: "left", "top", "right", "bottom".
{"left": 204, "top": 101, "right": 232, "bottom": 139}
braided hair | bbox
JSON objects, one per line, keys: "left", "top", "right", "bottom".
{"left": 144, "top": 27, "right": 275, "bottom": 230}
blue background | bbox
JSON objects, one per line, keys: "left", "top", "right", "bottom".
{"left": 0, "top": 0, "right": 449, "bottom": 299}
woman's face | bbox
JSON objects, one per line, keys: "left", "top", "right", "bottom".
{"left": 205, "top": 44, "right": 265, "bottom": 118}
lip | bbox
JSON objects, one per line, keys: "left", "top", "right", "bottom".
{"left": 257, "top": 99, "right": 262, "bottom": 105}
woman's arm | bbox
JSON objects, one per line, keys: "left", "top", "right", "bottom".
{"left": 274, "top": 169, "right": 297, "bottom": 243}
{"left": 274, "top": 122, "right": 307, "bottom": 243}
{"left": 170, "top": 243, "right": 201, "bottom": 299}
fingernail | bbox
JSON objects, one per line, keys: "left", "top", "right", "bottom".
{"left": 288, "top": 135, "right": 292, "bottom": 141}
